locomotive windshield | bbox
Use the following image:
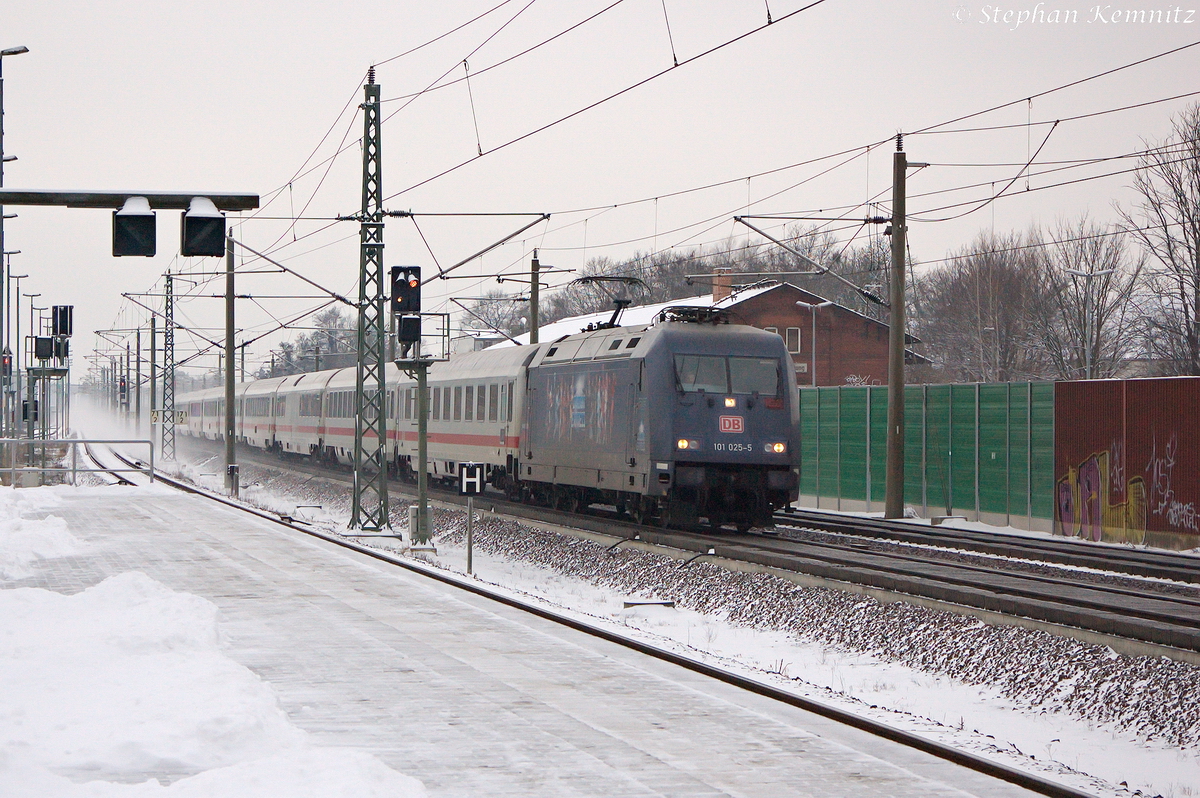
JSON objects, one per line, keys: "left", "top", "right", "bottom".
{"left": 675, "top": 355, "right": 780, "bottom": 396}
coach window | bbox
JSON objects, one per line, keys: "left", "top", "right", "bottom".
{"left": 454, "top": 386, "right": 462, "bottom": 420}
{"left": 507, "top": 381, "right": 514, "bottom": 421}
{"left": 444, "top": 386, "right": 453, "bottom": 419}
{"left": 488, "top": 384, "right": 498, "bottom": 422}
{"left": 464, "top": 386, "right": 474, "bottom": 421}
{"left": 786, "top": 327, "right": 801, "bottom": 354}
{"left": 432, "top": 387, "right": 441, "bottom": 420}
{"left": 477, "top": 384, "right": 486, "bottom": 422}
{"left": 764, "top": 326, "right": 778, "bottom": 335}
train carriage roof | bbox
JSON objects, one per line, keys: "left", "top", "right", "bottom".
{"left": 275, "top": 369, "right": 340, "bottom": 396}
{"left": 242, "top": 375, "right": 291, "bottom": 398}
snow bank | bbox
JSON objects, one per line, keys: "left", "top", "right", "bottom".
{"left": 0, "top": 488, "right": 84, "bottom": 580}
{"left": 0, "top": 521, "right": 424, "bottom": 796}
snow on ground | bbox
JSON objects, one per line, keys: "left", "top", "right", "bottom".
{"left": 0, "top": 486, "right": 426, "bottom": 797}
{"left": 0, "top": 486, "right": 84, "bottom": 580}
{"left": 420, "top": 514, "right": 1200, "bottom": 798}
{"left": 194, "top": 455, "right": 1200, "bottom": 798}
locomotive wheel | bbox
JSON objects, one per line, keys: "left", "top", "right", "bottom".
{"left": 552, "top": 486, "right": 569, "bottom": 511}
{"left": 630, "top": 498, "right": 652, "bottom": 526}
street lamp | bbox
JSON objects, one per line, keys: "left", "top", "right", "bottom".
{"left": 1, "top": 45, "right": 29, "bottom": 438}
{"left": 22, "top": 292, "right": 39, "bottom": 440}
{"left": 796, "top": 300, "right": 835, "bottom": 386}
{"left": 1064, "top": 267, "right": 1116, "bottom": 379}
{"left": 7, "top": 272, "right": 25, "bottom": 433}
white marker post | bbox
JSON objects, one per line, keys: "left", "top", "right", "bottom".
{"left": 459, "top": 462, "right": 485, "bottom": 575}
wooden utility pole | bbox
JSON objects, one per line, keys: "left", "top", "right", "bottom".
{"left": 149, "top": 316, "right": 156, "bottom": 450}
{"left": 135, "top": 327, "right": 141, "bottom": 430}
{"left": 224, "top": 233, "right": 238, "bottom": 497}
{"left": 884, "top": 135, "right": 907, "bottom": 519}
{"left": 529, "top": 250, "right": 540, "bottom": 344}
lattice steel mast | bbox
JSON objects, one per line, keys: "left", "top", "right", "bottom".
{"left": 162, "top": 271, "right": 176, "bottom": 461}
{"left": 351, "top": 69, "right": 389, "bottom": 530}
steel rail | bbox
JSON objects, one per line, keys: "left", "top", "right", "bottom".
{"left": 776, "top": 507, "right": 1200, "bottom": 584}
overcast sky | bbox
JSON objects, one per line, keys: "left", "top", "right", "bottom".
{"left": 3, "top": 0, "right": 1199, "bottom": 378}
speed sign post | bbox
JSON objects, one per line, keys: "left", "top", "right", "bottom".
{"left": 459, "top": 462, "right": 484, "bottom": 575}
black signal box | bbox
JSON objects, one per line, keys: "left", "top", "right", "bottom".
{"left": 113, "top": 210, "right": 157, "bottom": 257}
{"left": 53, "top": 306, "right": 74, "bottom": 337}
{"left": 34, "top": 337, "right": 53, "bottom": 361}
{"left": 181, "top": 212, "right": 226, "bottom": 257}
{"left": 391, "top": 266, "right": 421, "bottom": 313}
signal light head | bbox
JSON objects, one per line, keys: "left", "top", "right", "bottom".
{"left": 391, "top": 265, "right": 422, "bottom": 313}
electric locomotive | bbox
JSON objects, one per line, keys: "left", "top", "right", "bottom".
{"left": 513, "top": 306, "right": 799, "bottom": 530}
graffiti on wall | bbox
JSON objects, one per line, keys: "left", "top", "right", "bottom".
{"left": 1146, "top": 432, "right": 1198, "bottom": 533}
{"left": 1056, "top": 442, "right": 1147, "bottom": 544}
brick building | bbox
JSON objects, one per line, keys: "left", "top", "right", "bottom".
{"left": 502, "top": 277, "right": 920, "bottom": 386}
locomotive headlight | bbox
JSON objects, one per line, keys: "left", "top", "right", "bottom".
{"left": 766, "top": 442, "right": 787, "bottom": 454}
{"left": 677, "top": 439, "right": 700, "bottom": 450}
{"left": 724, "top": 397, "right": 736, "bottom": 408}
{"left": 677, "top": 438, "right": 690, "bottom": 449}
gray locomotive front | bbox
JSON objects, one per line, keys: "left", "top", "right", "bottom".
{"left": 520, "top": 312, "right": 799, "bottom": 530}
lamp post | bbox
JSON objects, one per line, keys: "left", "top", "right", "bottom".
{"left": 21, "top": 291, "right": 37, "bottom": 438}
{"left": 795, "top": 300, "right": 834, "bottom": 386}
{"left": 0, "top": 251, "right": 16, "bottom": 436}
{"left": 8, "top": 272, "right": 25, "bottom": 434}
{"left": 1064, "top": 267, "right": 1116, "bottom": 379}
{"left": 30, "top": 304, "right": 45, "bottom": 441}
{"left": 1, "top": 45, "right": 30, "bottom": 440}
{"left": 23, "top": 293, "right": 39, "bottom": 441}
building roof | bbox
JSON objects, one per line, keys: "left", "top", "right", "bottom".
{"left": 489, "top": 281, "right": 842, "bottom": 349}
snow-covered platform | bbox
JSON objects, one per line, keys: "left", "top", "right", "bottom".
{"left": 4, "top": 484, "right": 1046, "bottom": 797}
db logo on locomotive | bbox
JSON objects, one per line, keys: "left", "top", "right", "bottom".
{"left": 718, "top": 415, "right": 744, "bottom": 433}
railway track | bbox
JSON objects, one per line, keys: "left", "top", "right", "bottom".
{"left": 101, "top": 440, "right": 1098, "bottom": 798}
{"left": 81, "top": 441, "right": 136, "bottom": 486}
{"left": 173, "top": 438, "right": 1200, "bottom": 658}
{"left": 776, "top": 506, "right": 1200, "bottom": 584}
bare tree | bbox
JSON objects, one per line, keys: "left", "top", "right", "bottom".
{"left": 915, "top": 231, "right": 1056, "bottom": 382}
{"left": 1031, "top": 217, "right": 1143, "bottom": 379}
{"left": 460, "top": 288, "right": 529, "bottom": 338}
{"left": 1120, "top": 103, "right": 1200, "bottom": 375}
